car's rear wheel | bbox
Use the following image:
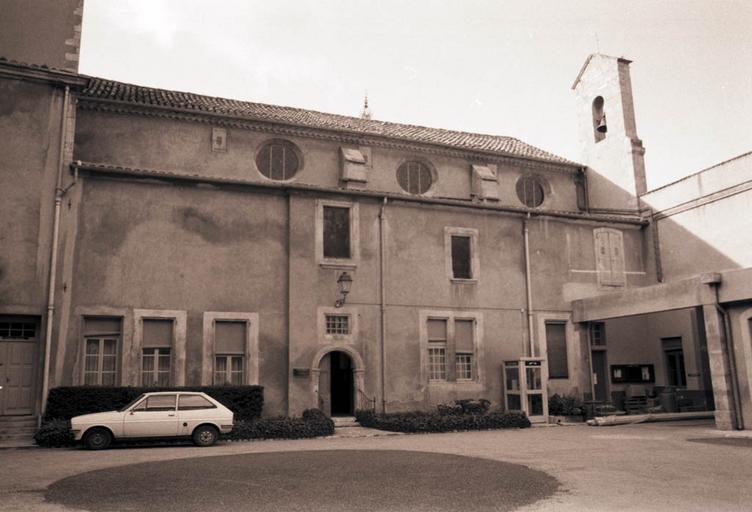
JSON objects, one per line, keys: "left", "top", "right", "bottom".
{"left": 83, "top": 428, "right": 112, "bottom": 450}
{"left": 192, "top": 425, "right": 219, "bottom": 447}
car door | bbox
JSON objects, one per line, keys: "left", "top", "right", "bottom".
{"left": 123, "top": 394, "right": 179, "bottom": 438}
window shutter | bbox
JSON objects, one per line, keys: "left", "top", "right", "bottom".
{"left": 215, "top": 321, "right": 246, "bottom": 353}
{"left": 608, "top": 230, "right": 625, "bottom": 285}
{"left": 427, "top": 319, "right": 447, "bottom": 341}
{"left": 594, "top": 230, "right": 611, "bottom": 277}
{"left": 142, "top": 319, "right": 173, "bottom": 348}
{"left": 84, "top": 317, "right": 121, "bottom": 335}
{"left": 454, "top": 320, "right": 474, "bottom": 352}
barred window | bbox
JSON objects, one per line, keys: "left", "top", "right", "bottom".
{"left": 256, "top": 140, "right": 300, "bottom": 180}
{"left": 325, "top": 315, "right": 350, "bottom": 335}
{"left": 516, "top": 175, "right": 545, "bottom": 208}
{"left": 214, "top": 355, "right": 244, "bottom": 385}
{"left": 397, "top": 161, "right": 433, "bottom": 195}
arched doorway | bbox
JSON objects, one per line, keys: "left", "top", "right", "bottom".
{"left": 319, "top": 351, "right": 354, "bottom": 416}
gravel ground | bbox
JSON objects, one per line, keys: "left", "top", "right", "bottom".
{"left": 1, "top": 419, "right": 751, "bottom": 512}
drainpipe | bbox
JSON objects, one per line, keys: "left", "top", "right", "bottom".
{"left": 523, "top": 213, "right": 535, "bottom": 357}
{"left": 41, "top": 85, "right": 70, "bottom": 424}
{"left": 711, "top": 284, "right": 744, "bottom": 430}
{"left": 378, "top": 197, "right": 388, "bottom": 413}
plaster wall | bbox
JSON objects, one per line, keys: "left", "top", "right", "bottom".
{"left": 573, "top": 55, "right": 646, "bottom": 211}
{"left": 63, "top": 178, "right": 290, "bottom": 415}
{"left": 0, "top": 0, "right": 83, "bottom": 72}
{"left": 0, "top": 78, "right": 63, "bottom": 313}
{"left": 601, "top": 308, "right": 706, "bottom": 393}
{"left": 73, "top": 110, "right": 581, "bottom": 212}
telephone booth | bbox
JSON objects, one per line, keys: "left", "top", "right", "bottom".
{"left": 503, "top": 357, "right": 548, "bottom": 423}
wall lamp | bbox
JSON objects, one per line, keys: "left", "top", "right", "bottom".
{"left": 335, "top": 271, "right": 353, "bottom": 308}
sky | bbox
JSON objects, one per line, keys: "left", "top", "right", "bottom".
{"left": 78, "top": 0, "right": 752, "bottom": 190}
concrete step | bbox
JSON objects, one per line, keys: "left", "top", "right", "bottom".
{"left": 0, "top": 416, "right": 37, "bottom": 426}
{"left": 0, "top": 433, "right": 34, "bottom": 442}
{"left": 332, "top": 416, "right": 359, "bottom": 428}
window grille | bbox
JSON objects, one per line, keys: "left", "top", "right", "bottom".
{"left": 325, "top": 315, "right": 350, "bottom": 335}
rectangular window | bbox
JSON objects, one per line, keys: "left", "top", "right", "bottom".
{"left": 427, "top": 319, "right": 448, "bottom": 381}
{"left": 141, "top": 318, "right": 173, "bottom": 386}
{"left": 214, "top": 320, "right": 246, "bottom": 385}
{"left": 323, "top": 206, "right": 351, "bottom": 259}
{"left": 325, "top": 314, "right": 350, "bottom": 335}
{"left": 82, "top": 317, "right": 120, "bottom": 386}
{"left": 142, "top": 347, "right": 171, "bottom": 386}
{"left": 214, "top": 355, "right": 244, "bottom": 385}
{"left": 0, "top": 321, "right": 36, "bottom": 339}
{"left": 591, "top": 322, "right": 606, "bottom": 347}
{"left": 545, "top": 322, "right": 568, "bottom": 378}
{"left": 663, "top": 337, "right": 686, "bottom": 387}
{"left": 451, "top": 236, "right": 472, "bottom": 279}
{"left": 454, "top": 319, "right": 474, "bottom": 380}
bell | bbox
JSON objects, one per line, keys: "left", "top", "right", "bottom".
{"left": 596, "top": 114, "right": 608, "bottom": 133}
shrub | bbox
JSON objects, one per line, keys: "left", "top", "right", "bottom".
{"left": 44, "top": 385, "right": 264, "bottom": 421}
{"left": 34, "top": 418, "right": 75, "bottom": 448}
{"left": 548, "top": 394, "right": 583, "bottom": 416}
{"left": 355, "top": 408, "right": 530, "bottom": 433}
{"left": 224, "top": 409, "right": 334, "bottom": 441}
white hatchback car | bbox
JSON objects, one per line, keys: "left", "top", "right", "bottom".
{"left": 70, "top": 391, "right": 234, "bottom": 449}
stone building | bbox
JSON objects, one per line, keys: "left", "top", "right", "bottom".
{"left": 1, "top": 0, "right": 750, "bottom": 434}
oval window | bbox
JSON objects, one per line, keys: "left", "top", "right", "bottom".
{"left": 396, "top": 161, "right": 433, "bottom": 195}
{"left": 516, "top": 176, "right": 545, "bottom": 208}
{"left": 256, "top": 140, "right": 300, "bottom": 180}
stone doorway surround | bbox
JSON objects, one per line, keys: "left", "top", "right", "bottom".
{"left": 310, "top": 345, "right": 365, "bottom": 413}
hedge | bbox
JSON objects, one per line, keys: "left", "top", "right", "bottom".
{"left": 44, "top": 385, "right": 264, "bottom": 421}
{"left": 355, "top": 408, "right": 531, "bottom": 433}
{"left": 33, "top": 418, "right": 75, "bottom": 447}
{"left": 34, "top": 408, "right": 333, "bottom": 447}
{"left": 223, "top": 409, "right": 334, "bottom": 441}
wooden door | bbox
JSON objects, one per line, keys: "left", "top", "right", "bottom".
{"left": 0, "top": 341, "right": 36, "bottom": 415}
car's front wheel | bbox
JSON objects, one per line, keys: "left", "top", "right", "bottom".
{"left": 83, "top": 428, "right": 112, "bottom": 450}
{"left": 192, "top": 425, "right": 219, "bottom": 447}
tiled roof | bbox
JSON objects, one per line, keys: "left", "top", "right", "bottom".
{"left": 81, "top": 78, "right": 579, "bottom": 167}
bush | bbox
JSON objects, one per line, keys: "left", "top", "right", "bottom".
{"left": 355, "top": 408, "right": 530, "bottom": 433}
{"left": 548, "top": 394, "right": 583, "bottom": 417}
{"left": 34, "top": 418, "right": 75, "bottom": 448}
{"left": 44, "top": 385, "right": 264, "bottom": 421}
{"left": 224, "top": 409, "right": 334, "bottom": 441}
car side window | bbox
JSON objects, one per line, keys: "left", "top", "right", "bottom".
{"left": 178, "top": 395, "right": 217, "bottom": 411}
{"left": 144, "top": 394, "right": 177, "bottom": 411}
{"left": 131, "top": 399, "right": 146, "bottom": 412}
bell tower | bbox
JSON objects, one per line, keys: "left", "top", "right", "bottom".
{"left": 572, "top": 54, "right": 647, "bottom": 212}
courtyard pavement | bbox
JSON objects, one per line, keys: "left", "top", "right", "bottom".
{"left": 1, "top": 419, "right": 750, "bottom": 511}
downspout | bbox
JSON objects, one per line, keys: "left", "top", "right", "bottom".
{"left": 379, "top": 197, "right": 388, "bottom": 413}
{"left": 523, "top": 213, "right": 535, "bottom": 357}
{"left": 41, "top": 85, "right": 70, "bottom": 424}
{"left": 712, "top": 285, "right": 744, "bottom": 430}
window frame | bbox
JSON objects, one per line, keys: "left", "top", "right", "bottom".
{"left": 201, "top": 312, "right": 259, "bottom": 386}
{"left": 316, "top": 199, "right": 360, "bottom": 268}
{"left": 396, "top": 159, "right": 435, "bottom": 195}
{"left": 83, "top": 336, "right": 119, "bottom": 386}
{"left": 419, "top": 311, "right": 483, "bottom": 387}
{"left": 214, "top": 354, "right": 245, "bottom": 386}
{"left": 141, "top": 346, "right": 172, "bottom": 386}
{"left": 133, "top": 310, "right": 187, "bottom": 387}
{"left": 545, "top": 321, "right": 569, "bottom": 379}
{"left": 515, "top": 175, "right": 547, "bottom": 208}
{"left": 444, "top": 227, "right": 479, "bottom": 283}
{"left": 255, "top": 138, "right": 302, "bottom": 181}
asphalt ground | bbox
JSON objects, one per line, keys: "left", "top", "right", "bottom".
{"left": 45, "top": 450, "right": 559, "bottom": 512}
{"left": 2, "top": 419, "right": 751, "bottom": 511}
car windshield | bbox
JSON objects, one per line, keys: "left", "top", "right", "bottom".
{"left": 118, "top": 394, "right": 146, "bottom": 412}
